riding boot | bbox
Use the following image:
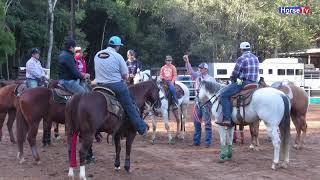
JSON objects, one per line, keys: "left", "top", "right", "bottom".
{"left": 86, "top": 146, "right": 96, "bottom": 164}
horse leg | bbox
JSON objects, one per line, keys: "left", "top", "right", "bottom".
{"left": 233, "top": 125, "right": 238, "bottom": 143}
{"left": 114, "top": 134, "right": 121, "bottom": 171}
{"left": 300, "top": 114, "right": 307, "bottom": 149}
{"left": 79, "top": 133, "right": 93, "bottom": 180}
{"left": 124, "top": 131, "right": 136, "bottom": 172}
{"left": 249, "top": 121, "right": 260, "bottom": 151}
{"left": 267, "top": 126, "right": 281, "bottom": 170}
{"left": 239, "top": 124, "right": 244, "bottom": 144}
{"left": 217, "top": 125, "right": 228, "bottom": 163}
{"left": 151, "top": 114, "right": 157, "bottom": 145}
{"left": 0, "top": 112, "right": 7, "bottom": 141}
{"left": 7, "top": 110, "right": 16, "bottom": 144}
{"left": 180, "top": 104, "right": 188, "bottom": 140}
{"left": 42, "top": 117, "right": 52, "bottom": 147}
{"left": 172, "top": 108, "right": 180, "bottom": 140}
{"left": 54, "top": 122, "right": 60, "bottom": 140}
{"left": 27, "top": 121, "right": 41, "bottom": 164}
{"left": 16, "top": 109, "right": 28, "bottom": 164}
{"left": 162, "top": 110, "right": 173, "bottom": 144}
{"left": 291, "top": 114, "right": 300, "bottom": 149}
{"left": 226, "top": 127, "right": 235, "bottom": 159}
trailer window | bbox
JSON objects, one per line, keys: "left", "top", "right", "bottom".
{"left": 217, "top": 69, "right": 227, "bottom": 75}
{"left": 287, "top": 69, "right": 294, "bottom": 75}
{"left": 259, "top": 69, "right": 263, "bottom": 74}
{"left": 295, "top": 69, "right": 303, "bottom": 75}
{"left": 268, "top": 69, "right": 273, "bottom": 74}
{"left": 277, "top": 69, "right": 285, "bottom": 75}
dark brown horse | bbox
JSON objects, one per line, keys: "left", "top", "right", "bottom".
{"left": 66, "top": 80, "right": 160, "bottom": 179}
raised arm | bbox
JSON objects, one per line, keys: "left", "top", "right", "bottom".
{"left": 183, "top": 55, "right": 200, "bottom": 80}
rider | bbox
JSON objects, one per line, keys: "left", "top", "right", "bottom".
{"left": 94, "top": 35, "right": 148, "bottom": 136}
{"left": 74, "top": 46, "right": 87, "bottom": 75}
{"left": 184, "top": 55, "right": 216, "bottom": 147}
{"left": 160, "top": 55, "right": 179, "bottom": 108}
{"left": 58, "top": 37, "right": 90, "bottom": 93}
{"left": 25, "top": 48, "right": 47, "bottom": 88}
{"left": 126, "top": 49, "right": 143, "bottom": 85}
{"left": 218, "top": 42, "right": 259, "bottom": 127}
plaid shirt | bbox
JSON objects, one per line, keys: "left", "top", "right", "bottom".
{"left": 231, "top": 51, "right": 259, "bottom": 82}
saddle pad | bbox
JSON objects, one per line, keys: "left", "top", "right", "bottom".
{"left": 52, "top": 89, "right": 71, "bottom": 104}
{"left": 162, "top": 83, "right": 185, "bottom": 99}
{"left": 95, "top": 91, "right": 124, "bottom": 119}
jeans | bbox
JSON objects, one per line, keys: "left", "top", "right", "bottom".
{"left": 220, "top": 81, "right": 253, "bottom": 120}
{"left": 26, "top": 79, "right": 39, "bottom": 88}
{"left": 166, "top": 81, "right": 178, "bottom": 104}
{"left": 99, "top": 81, "right": 147, "bottom": 135}
{"left": 59, "top": 79, "right": 87, "bottom": 93}
{"left": 193, "top": 102, "right": 212, "bottom": 145}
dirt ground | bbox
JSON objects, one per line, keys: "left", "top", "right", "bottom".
{"left": 0, "top": 104, "right": 320, "bottom": 180}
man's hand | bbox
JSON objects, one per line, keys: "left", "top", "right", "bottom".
{"left": 183, "top": 55, "right": 189, "bottom": 63}
{"left": 84, "top": 73, "right": 90, "bottom": 79}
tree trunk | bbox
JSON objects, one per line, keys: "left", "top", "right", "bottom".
{"left": 47, "top": 0, "right": 58, "bottom": 69}
{"left": 70, "top": 0, "right": 75, "bottom": 39}
{"left": 6, "top": 53, "right": 9, "bottom": 80}
{"left": 101, "top": 20, "right": 108, "bottom": 50}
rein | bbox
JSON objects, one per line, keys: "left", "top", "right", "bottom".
{"left": 200, "top": 94, "right": 218, "bottom": 108}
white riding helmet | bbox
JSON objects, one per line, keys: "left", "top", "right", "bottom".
{"left": 240, "top": 42, "right": 251, "bottom": 50}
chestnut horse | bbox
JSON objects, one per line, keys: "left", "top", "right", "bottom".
{"left": 66, "top": 80, "right": 161, "bottom": 179}
{"left": 0, "top": 83, "right": 20, "bottom": 143}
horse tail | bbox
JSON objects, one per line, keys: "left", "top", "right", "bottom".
{"left": 279, "top": 94, "right": 291, "bottom": 153}
{"left": 65, "top": 94, "right": 81, "bottom": 168}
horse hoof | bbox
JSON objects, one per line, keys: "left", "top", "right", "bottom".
{"left": 19, "top": 157, "right": 25, "bottom": 164}
{"left": 55, "top": 135, "right": 61, "bottom": 140}
{"left": 124, "top": 166, "right": 130, "bottom": 172}
{"left": 114, "top": 166, "right": 121, "bottom": 171}
{"left": 68, "top": 167, "right": 75, "bottom": 178}
{"left": 36, "top": 161, "right": 41, "bottom": 165}
{"left": 150, "top": 139, "right": 155, "bottom": 145}
{"left": 271, "top": 163, "right": 278, "bottom": 170}
{"left": 168, "top": 140, "right": 174, "bottom": 145}
{"left": 280, "top": 162, "right": 288, "bottom": 169}
{"left": 293, "top": 144, "right": 299, "bottom": 149}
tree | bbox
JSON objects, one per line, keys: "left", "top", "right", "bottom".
{"left": 47, "top": 0, "right": 58, "bottom": 69}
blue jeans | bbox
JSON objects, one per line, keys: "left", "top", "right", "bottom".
{"left": 166, "top": 81, "right": 178, "bottom": 104}
{"left": 100, "top": 81, "right": 147, "bottom": 135}
{"left": 26, "top": 79, "right": 39, "bottom": 88}
{"left": 59, "top": 79, "right": 87, "bottom": 93}
{"left": 193, "top": 102, "right": 212, "bottom": 145}
{"left": 221, "top": 81, "right": 253, "bottom": 120}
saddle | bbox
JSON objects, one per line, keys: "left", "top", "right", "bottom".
{"left": 220, "top": 83, "right": 259, "bottom": 124}
{"left": 14, "top": 83, "right": 27, "bottom": 96}
{"left": 52, "top": 84, "right": 73, "bottom": 104}
{"left": 92, "top": 86, "right": 124, "bottom": 120}
{"left": 162, "top": 82, "right": 184, "bottom": 99}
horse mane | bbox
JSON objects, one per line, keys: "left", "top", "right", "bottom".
{"left": 203, "top": 81, "right": 224, "bottom": 94}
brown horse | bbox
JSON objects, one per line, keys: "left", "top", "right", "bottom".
{"left": 66, "top": 80, "right": 160, "bottom": 179}
{"left": 0, "top": 83, "right": 21, "bottom": 143}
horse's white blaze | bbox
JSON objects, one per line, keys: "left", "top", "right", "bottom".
{"left": 199, "top": 82, "right": 290, "bottom": 169}
{"left": 68, "top": 167, "right": 74, "bottom": 177}
{"left": 79, "top": 165, "right": 86, "bottom": 180}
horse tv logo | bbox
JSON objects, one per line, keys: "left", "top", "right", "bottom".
{"left": 278, "top": 6, "right": 311, "bottom": 14}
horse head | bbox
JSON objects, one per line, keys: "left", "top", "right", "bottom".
{"left": 198, "top": 81, "right": 224, "bottom": 103}
{"left": 133, "top": 70, "right": 151, "bottom": 84}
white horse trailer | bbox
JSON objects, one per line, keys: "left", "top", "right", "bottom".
{"left": 213, "top": 58, "right": 305, "bottom": 86}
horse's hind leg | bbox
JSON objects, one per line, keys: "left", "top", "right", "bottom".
{"left": 7, "top": 110, "right": 16, "bottom": 144}
{"left": 300, "top": 114, "right": 307, "bottom": 148}
{"left": 267, "top": 126, "right": 281, "bottom": 169}
{"left": 0, "top": 112, "right": 7, "bottom": 141}
{"left": 180, "top": 103, "right": 188, "bottom": 140}
{"left": 79, "top": 133, "right": 94, "bottom": 180}
{"left": 124, "top": 131, "right": 136, "bottom": 172}
{"left": 27, "top": 122, "right": 41, "bottom": 164}
{"left": 114, "top": 134, "right": 121, "bottom": 171}
{"left": 42, "top": 116, "right": 53, "bottom": 146}
{"left": 151, "top": 115, "right": 157, "bottom": 144}
{"left": 16, "top": 109, "right": 28, "bottom": 164}
{"left": 291, "top": 114, "right": 300, "bottom": 149}
{"left": 162, "top": 110, "right": 173, "bottom": 144}
{"left": 54, "top": 122, "right": 60, "bottom": 139}
{"left": 239, "top": 124, "right": 244, "bottom": 144}
{"left": 172, "top": 108, "right": 180, "bottom": 140}
{"left": 249, "top": 121, "right": 260, "bottom": 151}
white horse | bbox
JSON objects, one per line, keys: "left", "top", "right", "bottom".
{"left": 198, "top": 81, "right": 291, "bottom": 170}
{"left": 133, "top": 70, "right": 190, "bottom": 144}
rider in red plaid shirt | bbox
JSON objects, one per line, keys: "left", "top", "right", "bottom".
{"left": 217, "top": 42, "right": 259, "bottom": 127}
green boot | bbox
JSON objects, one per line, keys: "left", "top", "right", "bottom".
{"left": 218, "top": 145, "right": 227, "bottom": 163}
{"left": 227, "top": 145, "right": 232, "bottom": 159}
